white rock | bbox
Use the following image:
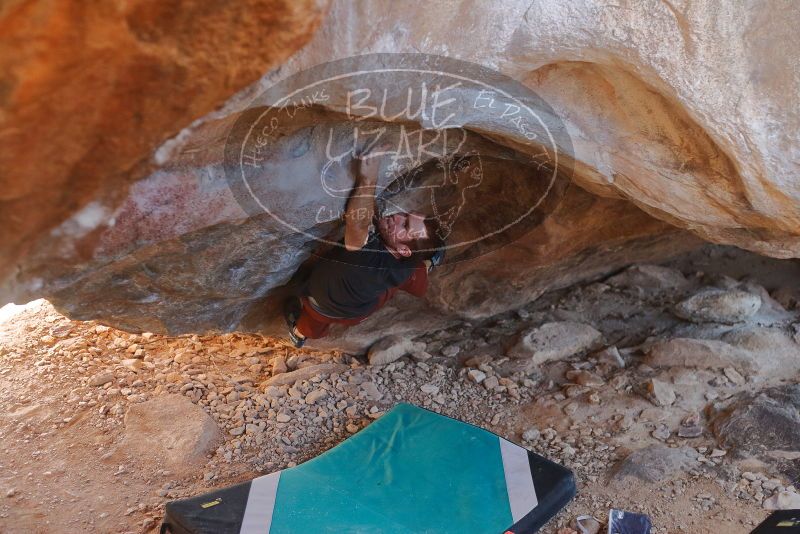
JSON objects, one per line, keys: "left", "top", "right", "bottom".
{"left": 305, "top": 389, "right": 328, "bottom": 404}
{"left": 409, "top": 350, "right": 433, "bottom": 362}
{"left": 468, "top": 369, "right": 486, "bottom": 384}
{"left": 367, "top": 335, "right": 426, "bottom": 366}
{"left": 441, "top": 345, "right": 460, "bottom": 357}
{"left": 645, "top": 378, "right": 676, "bottom": 407}
{"left": 522, "top": 428, "right": 540, "bottom": 441}
{"left": 483, "top": 375, "right": 499, "bottom": 390}
{"left": 264, "top": 385, "right": 285, "bottom": 399}
{"left": 611, "top": 445, "right": 698, "bottom": 484}
{"left": 606, "top": 264, "right": 688, "bottom": 289}
{"left": 88, "top": 372, "right": 114, "bottom": 387}
{"left": 271, "top": 355, "right": 288, "bottom": 375}
{"left": 263, "top": 363, "right": 347, "bottom": 387}
{"left": 507, "top": 322, "right": 603, "bottom": 367}
{"left": 565, "top": 369, "right": 605, "bottom": 387}
{"left": 723, "top": 367, "right": 746, "bottom": 385}
{"left": 674, "top": 289, "right": 761, "bottom": 324}
{"left": 573, "top": 516, "right": 602, "bottom": 534}
{"left": 359, "top": 381, "right": 383, "bottom": 401}
{"left": 645, "top": 338, "right": 758, "bottom": 372}
{"left": 122, "top": 394, "right": 222, "bottom": 474}
{"left": 763, "top": 490, "right": 800, "bottom": 510}
{"left": 121, "top": 358, "right": 143, "bottom": 372}
{"left": 594, "top": 345, "right": 625, "bottom": 368}
{"left": 420, "top": 384, "right": 439, "bottom": 395}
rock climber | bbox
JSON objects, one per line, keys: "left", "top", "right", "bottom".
{"left": 283, "top": 150, "right": 446, "bottom": 348}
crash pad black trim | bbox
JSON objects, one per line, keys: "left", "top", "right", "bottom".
{"left": 161, "top": 403, "right": 575, "bottom": 533}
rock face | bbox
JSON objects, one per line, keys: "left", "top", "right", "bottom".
{"left": 2, "top": 0, "right": 799, "bottom": 348}
{"left": 0, "top": 0, "right": 327, "bottom": 298}
{"left": 122, "top": 394, "right": 222, "bottom": 473}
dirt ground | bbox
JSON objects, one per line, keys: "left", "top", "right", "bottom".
{"left": 1, "top": 245, "right": 798, "bottom": 533}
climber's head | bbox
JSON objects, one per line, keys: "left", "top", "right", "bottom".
{"left": 377, "top": 212, "right": 445, "bottom": 262}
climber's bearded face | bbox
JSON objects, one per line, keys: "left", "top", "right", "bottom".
{"left": 377, "top": 212, "right": 428, "bottom": 257}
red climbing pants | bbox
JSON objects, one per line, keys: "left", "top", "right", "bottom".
{"left": 296, "top": 265, "right": 428, "bottom": 339}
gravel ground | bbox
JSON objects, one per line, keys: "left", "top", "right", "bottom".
{"left": 1, "top": 245, "right": 798, "bottom": 533}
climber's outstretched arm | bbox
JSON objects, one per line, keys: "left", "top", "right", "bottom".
{"left": 343, "top": 155, "right": 380, "bottom": 251}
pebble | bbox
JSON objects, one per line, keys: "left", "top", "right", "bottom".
{"left": 565, "top": 370, "right": 605, "bottom": 387}
{"left": 573, "top": 515, "right": 602, "bottom": 534}
{"left": 360, "top": 382, "right": 383, "bottom": 401}
{"left": 677, "top": 425, "right": 703, "bottom": 438}
{"left": 522, "top": 427, "right": 541, "bottom": 442}
{"left": 264, "top": 386, "right": 285, "bottom": 399}
{"left": 645, "top": 378, "right": 676, "bottom": 407}
{"left": 595, "top": 345, "right": 625, "bottom": 368}
{"left": 441, "top": 345, "right": 460, "bottom": 358}
{"left": 305, "top": 390, "right": 328, "bottom": 404}
{"left": 272, "top": 356, "right": 288, "bottom": 375}
{"left": 468, "top": 369, "right": 486, "bottom": 384}
{"left": 89, "top": 372, "right": 114, "bottom": 387}
{"left": 420, "top": 384, "right": 439, "bottom": 395}
{"left": 652, "top": 424, "right": 670, "bottom": 441}
{"left": 723, "top": 367, "right": 746, "bottom": 386}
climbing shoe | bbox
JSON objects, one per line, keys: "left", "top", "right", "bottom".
{"left": 283, "top": 297, "right": 306, "bottom": 348}
{"left": 287, "top": 328, "right": 306, "bottom": 349}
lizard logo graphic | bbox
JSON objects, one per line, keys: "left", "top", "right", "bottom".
{"left": 224, "top": 53, "right": 573, "bottom": 263}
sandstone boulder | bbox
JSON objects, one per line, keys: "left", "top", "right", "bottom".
{"left": 713, "top": 385, "right": 800, "bottom": 458}
{"left": 507, "top": 322, "right": 603, "bottom": 367}
{"left": 611, "top": 445, "right": 698, "bottom": 484}
{"left": 606, "top": 264, "right": 689, "bottom": 290}
{"left": 644, "top": 338, "right": 759, "bottom": 372}
{"left": 122, "top": 394, "right": 222, "bottom": 473}
{"left": 763, "top": 491, "right": 800, "bottom": 511}
{"left": 720, "top": 326, "right": 798, "bottom": 353}
{"left": 0, "top": 0, "right": 327, "bottom": 301}
{"left": 2, "top": 0, "right": 799, "bottom": 350}
{"left": 674, "top": 289, "right": 762, "bottom": 324}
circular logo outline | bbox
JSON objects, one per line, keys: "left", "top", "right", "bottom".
{"left": 224, "top": 53, "right": 572, "bottom": 256}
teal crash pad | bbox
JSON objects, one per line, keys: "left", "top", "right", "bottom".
{"left": 161, "top": 403, "right": 575, "bottom": 534}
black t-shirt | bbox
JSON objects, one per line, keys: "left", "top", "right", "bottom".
{"left": 306, "top": 232, "right": 416, "bottom": 318}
